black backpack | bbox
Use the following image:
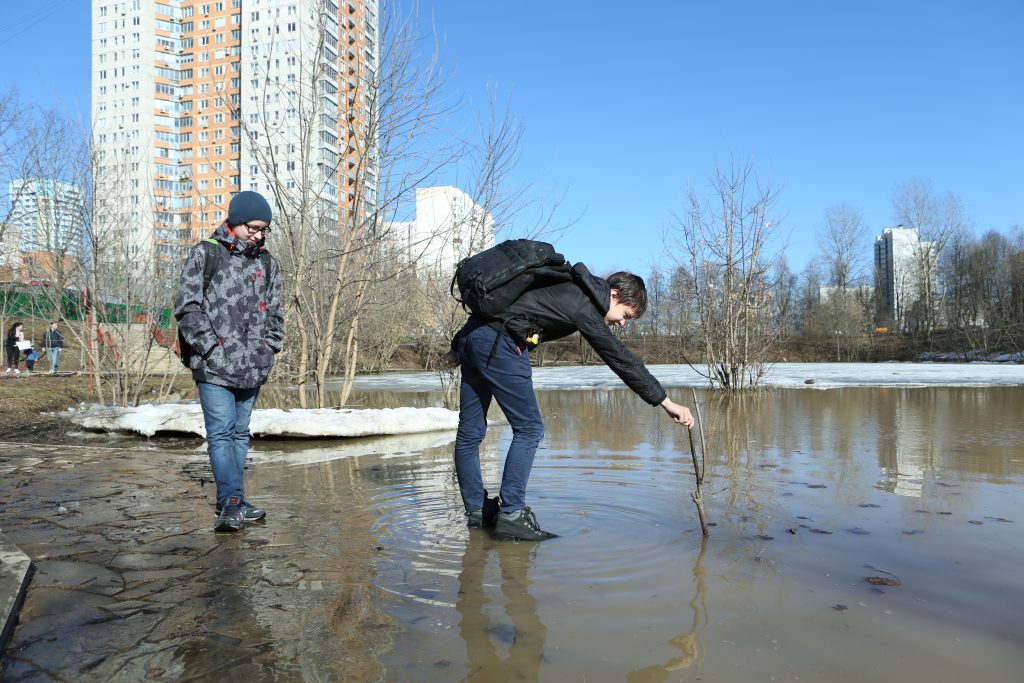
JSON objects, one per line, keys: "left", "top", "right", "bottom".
{"left": 176, "top": 239, "right": 273, "bottom": 368}
{"left": 450, "top": 239, "right": 571, "bottom": 319}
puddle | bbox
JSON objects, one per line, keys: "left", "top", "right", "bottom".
{"left": 244, "top": 386, "right": 1024, "bottom": 681}
{"left": 5, "top": 386, "right": 1023, "bottom": 680}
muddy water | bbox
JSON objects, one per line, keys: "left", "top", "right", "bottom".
{"left": 237, "top": 386, "right": 1024, "bottom": 681}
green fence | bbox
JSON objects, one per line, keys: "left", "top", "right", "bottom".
{"left": 0, "top": 289, "right": 172, "bottom": 327}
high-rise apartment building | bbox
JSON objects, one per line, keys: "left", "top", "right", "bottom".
{"left": 874, "top": 226, "right": 936, "bottom": 326}
{"left": 91, "top": 0, "right": 378, "bottom": 278}
{"left": 4, "top": 178, "right": 84, "bottom": 283}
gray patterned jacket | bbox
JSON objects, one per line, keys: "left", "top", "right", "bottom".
{"left": 174, "top": 223, "right": 285, "bottom": 389}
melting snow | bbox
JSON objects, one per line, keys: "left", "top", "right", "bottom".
{"left": 66, "top": 403, "right": 460, "bottom": 438}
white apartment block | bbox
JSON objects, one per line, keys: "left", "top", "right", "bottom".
{"left": 391, "top": 186, "right": 495, "bottom": 277}
{"left": 874, "top": 226, "right": 936, "bottom": 326}
{"left": 91, "top": 0, "right": 378, "bottom": 278}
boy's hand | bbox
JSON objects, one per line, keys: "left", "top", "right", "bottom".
{"left": 443, "top": 349, "right": 461, "bottom": 368}
{"left": 660, "top": 398, "right": 694, "bottom": 429}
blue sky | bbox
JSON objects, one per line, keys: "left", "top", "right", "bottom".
{"left": 2, "top": 0, "right": 1022, "bottom": 276}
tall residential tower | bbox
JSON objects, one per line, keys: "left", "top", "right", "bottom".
{"left": 874, "top": 226, "right": 936, "bottom": 328}
{"left": 91, "top": 0, "right": 378, "bottom": 277}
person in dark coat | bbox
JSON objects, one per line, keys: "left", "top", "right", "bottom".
{"left": 448, "top": 264, "right": 694, "bottom": 541}
{"left": 5, "top": 322, "right": 25, "bottom": 375}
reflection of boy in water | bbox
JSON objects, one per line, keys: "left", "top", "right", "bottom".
{"left": 456, "top": 534, "right": 546, "bottom": 679}
{"left": 448, "top": 266, "right": 694, "bottom": 541}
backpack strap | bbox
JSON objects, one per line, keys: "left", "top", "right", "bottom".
{"left": 200, "top": 238, "right": 223, "bottom": 295}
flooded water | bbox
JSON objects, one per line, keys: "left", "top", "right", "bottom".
{"left": 238, "top": 385, "right": 1024, "bottom": 682}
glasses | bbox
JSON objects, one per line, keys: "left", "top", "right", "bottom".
{"left": 241, "top": 222, "right": 270, "bottom": 235}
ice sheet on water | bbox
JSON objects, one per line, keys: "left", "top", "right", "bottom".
{"left": 350, "top": 361, "right": 1024, "bottom": 392}
{"left": 66, "top": 403, "right": 460, "bottom": 438}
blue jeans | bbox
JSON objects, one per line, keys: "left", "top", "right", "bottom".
{"left": 47, "top": 348, "right": 60, "bottom": 372}
{"left": 197, "top": 382, "right": 260, "bottom": 508}
{"left": 454, "top": 320, "right": 544, "bottom": 514}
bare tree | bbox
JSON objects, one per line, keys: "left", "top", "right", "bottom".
{"left": 666, "top": 160, "right": 784, "bottom": 390}
{"left": 891, "top": 177, "right": 971, "bottom": 339}
{"left": 819, "top": 203, "right": 868, "bottom": 291}
{"left": 233, "top": 2, "right": 469, "bottom": 408}
{"left": 77, "top": 119, "right": 184, "bottom": 406}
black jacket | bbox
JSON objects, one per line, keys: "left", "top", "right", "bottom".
{"left": 488, "top": 263, "right": 667, "bottom": 406}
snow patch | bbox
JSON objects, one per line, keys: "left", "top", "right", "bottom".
{"left": 66, "top": 403, "right": 460, "bottom": 438}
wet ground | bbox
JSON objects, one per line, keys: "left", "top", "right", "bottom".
{"left": 3, "top": 385, "right": 1024, "bottom": 681}
{"left": 0, "top": 442, "right": 390, "bottom": 681}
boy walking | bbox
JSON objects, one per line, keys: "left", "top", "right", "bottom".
{"left": 174, "top": 191, "right": 285, "bottom": 532}
{"left": 450, "top": 262, "right": 694, "bottom": 541}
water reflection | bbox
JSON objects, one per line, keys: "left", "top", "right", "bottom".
{"left": 455, "top": 535, "right": 546, "bottom": 682}
{"left": 627, "top": 538, "right": 708, "bottom": 683}
{"left": 235, "top": 385, "right": 1023, "bottom": 681}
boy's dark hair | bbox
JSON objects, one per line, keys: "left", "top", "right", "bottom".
{"left": 607, "top": 272, "right": 648, "bottom": 318}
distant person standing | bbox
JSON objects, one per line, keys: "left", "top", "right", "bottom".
{"left": 43, "top": 322, "right": 64, "bottom": 374}
{"left": 5, "top": 322, "right": 25, "bottom": 375}
{"left": 174, "top": 191, "right": 284, "bottom": 533}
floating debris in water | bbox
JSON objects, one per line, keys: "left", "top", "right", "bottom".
{"left": 806, "top": 484, "right": 828, "bottom": 489}
{"left": 757, "top": 535, "right": 775, "bottom": 541}
{"left": 786, "top": 528, "right": 798, "bottom": 535}
{"left": 901, "top": 529, "right": 925, "bottom": 535}
{"left": 937, "top": 511, "right": 953, "bottom": 515}
{"left": 858, "top": 503, "right": 881, "bottom": 508}
{"left": 846, "top": 527, "right": 871, "bottom": 535}
{"left": 984, "top": 516, "right": 1013, "bottom": 523}
{"left": 809, "top": 528, "right": 833, "bottom": 535}
{"left": 864, "top": 576, "right": 902, "bottom": 587}
{"left": 832, "top": 603, "right": 848, "bottom": 611}
{"left": 934, "top": 482, "right": 959, "bottom": 488}
{"left": 754, "top": 556, "right": 773, "bottom": 564}
{"left": 968, "top": 520, "right": 984, "bottom": 525}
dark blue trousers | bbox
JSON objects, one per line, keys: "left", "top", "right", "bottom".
{"left": 453, "top": 320, "right": 544, "bottom": 514}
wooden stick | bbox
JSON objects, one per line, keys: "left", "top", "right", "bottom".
{"left": 688, "top": 389, "right": 709, "bottom": 537}
{"left": 692, "top": 389, "right": 709, "bottom": 481}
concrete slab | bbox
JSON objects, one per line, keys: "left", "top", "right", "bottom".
{"left": 0, "top": 532, "right": 33, "bottom": 656}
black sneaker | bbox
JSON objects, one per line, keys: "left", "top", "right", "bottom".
{"left": 216, "top": 499, "right": 266, "bottom": 522}
{"left": 214, "top": 495, "right": 244, "bottom": 533}
{"left": 467, "top": 492, "right": 500, "bottom": 529}
{"left": 493, "top": 507, "right": 557, "bottom": 541}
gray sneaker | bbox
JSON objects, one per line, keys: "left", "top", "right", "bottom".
{"left": 467, "top": 492, "right": 500, "bottom": 529}
{"left": 214, "top": 495, "right": 244, "bottom": 532}
{"left": 217, "top": 499, "right": 266, "bottom": 522}
{"left": 493, "top": 507, "right": 557, "bottom": 541}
